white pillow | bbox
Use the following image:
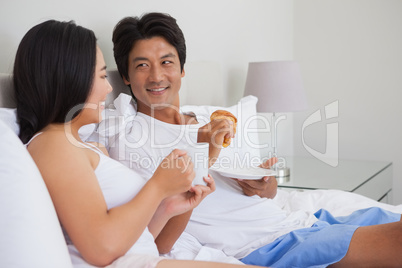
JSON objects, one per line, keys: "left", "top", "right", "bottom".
{"left": 87, "top": 94, "right": 262, "bottom": 170}
{"left": 0, "top": 120, "right": 73, "bottom": 268}
{"left": 0, "top": 108, "right": 19, "bottom": 135}
{"left": 4, "top": 94, "right": 263, "bottom": 170}
{"left": 0, "top": 107, "right": 104, "bottom": 141}
{"left": 181, "top": 95, "right": 263, "bottom": 168}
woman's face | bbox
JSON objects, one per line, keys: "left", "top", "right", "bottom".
{"left": 83, "top": 47, "right": 113, "bottom": 124}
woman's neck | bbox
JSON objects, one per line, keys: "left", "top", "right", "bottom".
{"left": 43, "top": 122, "right": 82, "bottom": 141}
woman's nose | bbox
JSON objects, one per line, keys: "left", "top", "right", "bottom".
{"left": 106, "top": 78, "right": 113, "bottom": 93}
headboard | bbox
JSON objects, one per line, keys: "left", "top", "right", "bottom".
{"left": 0, "top": 73, "right": 14, "bottom": 108}
{"left": 0, "top": 69, "right": 131, "bottom": 109}
{"left": 0, "top": 61, "right": 226, "bottom": 109}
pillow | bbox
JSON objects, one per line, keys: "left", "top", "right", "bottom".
{"left": 4, "top": 93, "right": 263, "bottom": 170}
{"left": 0, "top": 107, "right": 105, "bottom": 142}
{"left": 0, "top": 108, "right": 19, "bottom": 135}
{"left": 86, "top": 94, "right": 263, "bottom": 170}
{"left": 181, "top": 95, "right": 263, "bottom": 169}
{"left": 84, "top": 93, "right": 136, "bottom": 147}
{"left": 0, "top": 120, "right": 73, "bottom": 268}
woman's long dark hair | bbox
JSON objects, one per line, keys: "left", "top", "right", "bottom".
{"left": 13, "top": 20, "right": 97, "bottom": 143}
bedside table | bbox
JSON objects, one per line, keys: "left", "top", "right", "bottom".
{"left": 277, "top": 157, "right": 393, "bottom": 204}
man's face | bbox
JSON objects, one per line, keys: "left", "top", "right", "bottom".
{"left": 124, "top": 36, "right": 185, "bottom": 115}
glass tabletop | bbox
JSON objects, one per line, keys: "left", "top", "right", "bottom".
{"left": 276, "top": 156, "right": 392, "bottom": 191}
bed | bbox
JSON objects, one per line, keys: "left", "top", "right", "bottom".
{"left": 1, "top": 70, "right": 402, "bottom": 267}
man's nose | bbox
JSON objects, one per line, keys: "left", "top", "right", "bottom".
{"left": 148, "top": 65, "right": 164, "bottom": 83}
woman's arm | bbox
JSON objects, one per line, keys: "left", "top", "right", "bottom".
{"left": 29, "top": 133, "right": 194, "bottom": 266}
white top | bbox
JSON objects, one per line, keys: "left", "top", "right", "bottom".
{"left": 91, "top": 97, "right": 318, "bottom": 259}
{"left": 109, "top": 111, "right": 201, "bottom": 179}
{"left": 27, "top": 133, "right": 159, "bottom": 258}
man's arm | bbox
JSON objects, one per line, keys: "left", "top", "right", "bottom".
{"left": 154, "top": 211, "right": 192, "bottom": 254}
{"left": 235, "top": 176, "right": 278, "bottom": 198}
{"left": 235, "top": 157, "right": 278, "bottom": 198}
{"left": 152, "top": 175, "right": 215, "bottom": 253}
{"left": 197, "top": 119, "right": 234, "bottom": 167}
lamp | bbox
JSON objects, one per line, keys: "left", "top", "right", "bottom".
{"left": 243, "top": 61, "right": 307, "bottom": 179}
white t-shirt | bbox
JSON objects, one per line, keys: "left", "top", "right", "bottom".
{"left": 108, "top": 112, "right": 201, "bottom": 179}
{"left": 88, "top": 95, "right": 318, "bottom": 259}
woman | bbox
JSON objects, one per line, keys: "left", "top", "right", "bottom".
{"left": 13, "top": 20, "right": 264, "bottom": 268}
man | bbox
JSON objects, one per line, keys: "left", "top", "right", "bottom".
{"left": 92, "top": 12, "right": 402, "bottom": 267}
{"left": 110, "top": 13, "right": 277, "bottom": 198}
{"left": 106, "top": 12, "right": 278, "bottom": 257}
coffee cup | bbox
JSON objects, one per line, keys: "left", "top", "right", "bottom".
{"left": 182, "top": 142, "right": 209, "bottom": 186}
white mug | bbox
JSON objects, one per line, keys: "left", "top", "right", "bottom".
{"left": 181, "top": 142, "right": 209, "bottom": 186}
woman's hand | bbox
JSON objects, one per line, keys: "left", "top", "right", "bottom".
{"left": 148, "top": 175, "right": 216, "bottom": 246}
{"left": 197, "top": 119, "right": 235, "bottom": 167}
{"left": 151, "top": 149, "right": 195, "bottom": 198}
{"left": 234, "top": 157, "right": 278, "bottom": 198}
{"left": 159, "top": 174, "right": 216, "bottom": 218}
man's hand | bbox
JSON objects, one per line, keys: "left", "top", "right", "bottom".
{"left": 234, "top": 157, "right": 278, "bottom": 198}
{"left": 197, "top": 119, "right": 234, "bottom": 167}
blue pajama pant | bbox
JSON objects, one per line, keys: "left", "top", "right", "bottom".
{"left": 241, "top": 207, "right": 400, "bottom": 268}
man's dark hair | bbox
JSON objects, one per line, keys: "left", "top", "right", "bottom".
{"left": 112, "top": 12, "right": 186, "bottom": 82}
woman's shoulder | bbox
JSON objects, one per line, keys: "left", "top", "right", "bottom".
{"left": 27, "top": 129, "right": 91, "bottom": 167}
{"left": 29, "top": 129, "right": 79, "bottom": 149}
{"left": 86, "top": 141, "right": 109, "bottom": 156}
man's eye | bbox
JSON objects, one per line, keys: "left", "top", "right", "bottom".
{"left": 162, "top": 60, "right": 172, "bottom": 64}
{"left": 137, "top": 63, "right": 147, "bottom": 68}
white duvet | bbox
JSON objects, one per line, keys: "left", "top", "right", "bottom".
{"left": 165, "top": 175, "right": 402, "bottom": 264}
{"left": 85, "top": 94, "right": 402, "bottom": 265}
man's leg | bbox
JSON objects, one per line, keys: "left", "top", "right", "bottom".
{"left": 330, "top": 220, "right": 402, "bottom": 267}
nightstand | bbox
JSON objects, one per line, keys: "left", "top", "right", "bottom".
{"left": 277, "top": 157, "right": 393, "bottom": 204}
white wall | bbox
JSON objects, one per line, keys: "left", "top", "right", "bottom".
{"left": 5, "top": 0, "right": 399, "bottom": 204}
{"left": 293, "top": 0, "right": 402, "bottom": 204}
{"left": 0, "top": 0, "right": 293, "bottom": 106}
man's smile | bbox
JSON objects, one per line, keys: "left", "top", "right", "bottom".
{"left": 146, "top": 86, "right": 168, "bottom": 95}
{"left": 147, "top": 87, "right": 168, "bottom": 92}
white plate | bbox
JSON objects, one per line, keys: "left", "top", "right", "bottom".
{"left": 210, "top": 166, "right": 277, "bottom": 180}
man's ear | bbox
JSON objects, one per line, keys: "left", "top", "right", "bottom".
{"left": 123, "top": 75, "right": 130, "bottom": 85}
{"left": 181, "top": 68, "right": 185, "bottom": 78}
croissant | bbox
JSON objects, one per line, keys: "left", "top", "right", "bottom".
{"left": 210, "top": 110, "right": 237, "bottom": 147}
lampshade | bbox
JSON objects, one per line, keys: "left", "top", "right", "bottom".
{"left": 243, "top": 61, "right": 307, "bottom": 113}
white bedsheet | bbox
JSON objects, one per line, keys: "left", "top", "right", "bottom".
{"left": 165, "top": 187, "right": 402, "bottom": 264}
{"left": 82, "top": 94, "right": 402, "bottom": 265}
{"left": 277, "top": 188, "right": 402, "bottom": 217}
